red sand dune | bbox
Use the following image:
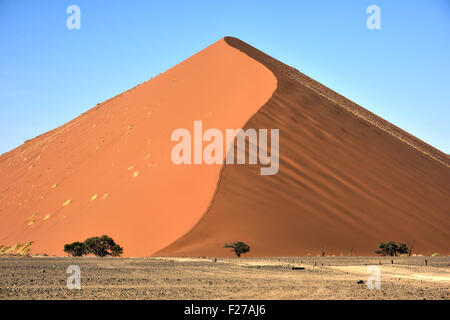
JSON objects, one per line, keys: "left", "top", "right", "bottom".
{"left": 0, "top": 37, "right": 449, "bottom": 257}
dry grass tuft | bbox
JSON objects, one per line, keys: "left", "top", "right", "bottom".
{"left": 0, "top": 241, "right": 33, "bottom": 256}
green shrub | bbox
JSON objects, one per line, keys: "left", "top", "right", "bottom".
{"left": 223, "top": 241, "right": 250, "bottom": 258}
{"left": 375, "top": 241, "right": 408, "bottom": 256}
{"left": 432, "top": 253, "right": 440, "bottom": 256}
{"left": 64, "top": 241, "right": 87, "bottom": 257}
{"left": 64, "top": 235, "right": 123, "bottom": 257}
{"left": 84, "top": 235, "right": 123, "bottom": 257}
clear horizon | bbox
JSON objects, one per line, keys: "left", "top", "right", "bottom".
{"left": 1, "top": 0, "right": 449, "bottom": 154}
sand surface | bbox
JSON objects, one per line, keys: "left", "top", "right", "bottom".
{"left": 0, "top": 37, "right": 449, "bottom": 257}
{"left": 158, "top": 37, "right": 450, "bottom": 257}
{"left": 0, "top": 38, "right": 276, "bottom": 256}
{"left": 0, "top": 256, "right": 448, "bottom": 299}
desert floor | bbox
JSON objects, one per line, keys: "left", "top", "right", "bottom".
{"left": 0, "top": 256, "right": 448, "bottom": 299}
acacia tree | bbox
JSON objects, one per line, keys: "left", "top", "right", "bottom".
{"left": 64, "top": 235, "right": 123, "bottom": 257}
{"left": 64, "top": 241, "right": 87, "bottom": 257}
{"left": 375, "top": 241, "right": 408, "bottom": 256}
{"left": 224, "top": 241, "right": 250, "bottom": 258}
{"left": 84, "top": 235, "right": 123, "bottom": 257}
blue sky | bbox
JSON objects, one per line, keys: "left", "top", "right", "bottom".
{"left": 1, "top": 0, "right": 449, "bottom": 154}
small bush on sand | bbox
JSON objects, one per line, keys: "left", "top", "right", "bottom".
{"left": 432, "top": 253, "right": 440, "bottom": 257}
{"left": 223, "top": 241, "right": 250, "bottom": 258}
{"left": 375, "top": 241, "right": 408, "bottom": 256}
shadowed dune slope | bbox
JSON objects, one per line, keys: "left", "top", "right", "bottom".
{"left": 157, "top": 37, "right": 450, "bottom": 257}
{"left": 0, "top": 38, "right": 277, "bottom": 256}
